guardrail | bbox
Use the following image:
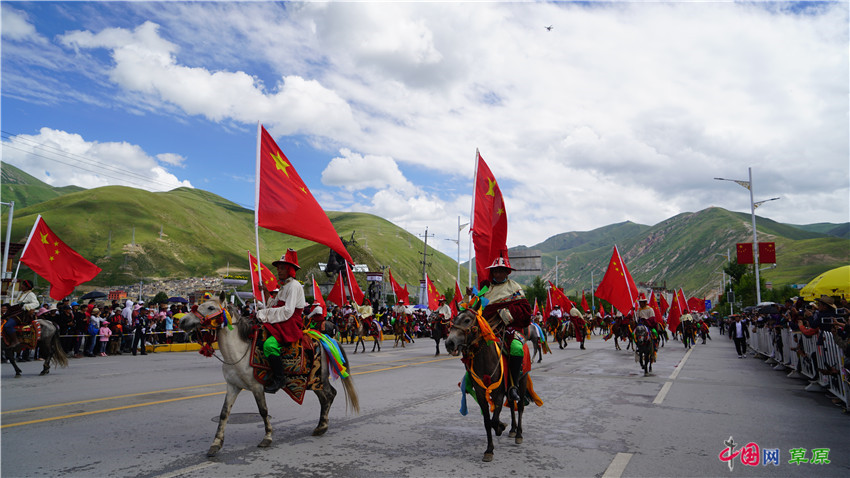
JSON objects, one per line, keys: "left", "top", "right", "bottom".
{"left": 750, "top": 326, "right": 847, "bottom": 411}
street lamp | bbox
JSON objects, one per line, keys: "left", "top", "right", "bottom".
{"left": 714, "top": 167, "right": 780, "bottom": 305}
{"left": 445, "top": 216, "right": 469, "bottom": 287}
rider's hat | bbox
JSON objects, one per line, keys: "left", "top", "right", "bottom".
{"left": 486, "top": 250, "right": 515, "bottom": 271}
{"left": 272, "top": 248, "right": 300, "bottom": 270}
{"left": 569, "top": 307, "right": 582, "bottom": 318}
{"left": 438, "top": 296, "right": 447, "bottom": 302}
{"left": 638, "top": 293, "right": 647, "bottom": 302}
{"left": 20, "top": 279, "right": 33, "bottom": 290}
{"left": 553, "top": 304, "right": 561, "bottom": 308}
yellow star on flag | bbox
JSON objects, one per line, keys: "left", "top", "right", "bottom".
{"left": 486, "top": 177, "right": 497, "bottom": 197}
{"left": 270, "top": 151, "right": 291, "bottom": 177}
{"left": 40, "top": 233, "right": 49, "bottom": 244}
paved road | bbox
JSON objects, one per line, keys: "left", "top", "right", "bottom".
{"left": 2, "top": 330, "right": 848, "bottom": 477}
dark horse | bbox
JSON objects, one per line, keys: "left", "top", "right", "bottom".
{"left": 445, "top": 308, "right": 529, "bottom": 462}
{"left": 545, "top": 315, "right": 571, "bottom": 349}
{"left": 679, "top": 319, "right": 696, "bottom": 349}
{"left": 2, "top": 306, "right": 68, "bottom": 377}
{"left": 429, "top": 311, "right": 449, "bottom": 356}
{"left": 634, "top": 324, "right": 655, "bottom": 376}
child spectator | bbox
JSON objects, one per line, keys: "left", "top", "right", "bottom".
{"left": 98, "top": 321, "right": 112, "bottom": 356}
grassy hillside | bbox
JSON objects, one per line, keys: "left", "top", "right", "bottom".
{"left": 1, "top": 163, "right": 84, "bottom": 208}
{"left": 7, "top": 185, "right": 465, "bottom": 294}
{"left": 788, "top": 222, "right": 850, "bottom": 239}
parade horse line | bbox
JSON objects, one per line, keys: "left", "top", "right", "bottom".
{"left": 2, "top": 304, "right": 68, "bottom": 377}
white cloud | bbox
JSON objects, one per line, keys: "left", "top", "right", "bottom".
{"left": 1, "top": 128, "right": 192, "bottom": 192}
{"left": 59, "top": 21, "right": 359, "bottom": 139}
{"left": 321, "top": 149, "right": 415, "bottom": 192}
{"left": 1, "top": 4, "right": 46, "bottom": 44}
{"left": 155, "top": 153, "right": 186, "bottom": 167}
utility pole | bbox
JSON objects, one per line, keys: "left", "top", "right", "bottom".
{"left": 555, "top": 255, "right": 559, "bottom": 289}
{"left": 418, "top": 227, "right": 433, "bottom": 305}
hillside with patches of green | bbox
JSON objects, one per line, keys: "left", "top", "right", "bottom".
{"left": 1, "top": 163, "right": 84, "bottom": 208}
{"left": 6, "top": 185, "right": 465, "bottom": 294}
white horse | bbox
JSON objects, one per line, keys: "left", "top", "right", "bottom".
{"left": 179, "top": 299, "right": 359, "bottom": 457}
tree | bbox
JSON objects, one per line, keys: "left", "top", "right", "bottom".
{"left": 524, "top": 276, "right": 547, "bottom": 308}
{"left": 151, "top": 291, "right": 169, "bottom": 306}
{"left": 724, "top": 259, "right": 748, "bottom": 284}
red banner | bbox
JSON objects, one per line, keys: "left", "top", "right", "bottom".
{"left": 758, "top": 242, "right": 776, "bottom": 263}
{"left": 736, "top": 243, "right": 754, "bottom": 264}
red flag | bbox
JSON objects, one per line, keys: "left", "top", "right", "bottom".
{"left": 532, "top": 298, "right": 540, "bottom": 317}
{"left": 450, "top": 281, "right": 464, "bottom": 316}
{"left": 256, "top": 125, "right": 352, "bottom": 263}
{"left": 248, "top": 251, "right": 279, "bottom": 302}
{"left": 594, "top": 246, "right": 639, "bottom": 316}
{"left": 736, "top": 243, "right": 754, "bottom": 264}
{"left": 470, "top": 151, "right": 508, "bottom": 287}
{"left": 426, "top": 274, "right": 440, "bottom": 311}
{"left": 649, "top": 291, "right": 663, "bottom": 321}
{"left": 344, "top": 261, "right": 365, "bottom": 305}
{"left": 580, "top": 292, "right": 590, "bottom": 313}
{"left": 548, "top": 282, "right": 575, "bottom": 311}
{"left": 667, "top": 297, "right": 682, "bottom": 333}
{"left": 599, "top": 303, "right": 606, "bottom": 317}
{"left": 388, "top": 268, "right": 408, "bottom": 303}
{"left": 687, "top": 296, "right": 705, "bottom": 313}
{"left": 311, "top": 276, "right": 327, "bottom": 311}
{"left": 677, "top": 289, "right": 689, "bottom": 313}
{"left": 19, "top": 215, "right": 101, "bottom": 300}
{"left": 758, "top": 242, "right": 776, "bottom": 263}
{"left": 659, "top": 293, "right": 669, "bottom": 315}
{"left": 401, "top": 285, "right": 410, "bottom": 306}
{"left": 327, "top": 273, "right": 347, "bottom": 306}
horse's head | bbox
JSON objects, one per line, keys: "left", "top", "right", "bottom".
{"left": 178, "top": 299, "right": 224, "bottom": 335}
{"left": 444, "top": 309, "right": 478, "bottom": 356}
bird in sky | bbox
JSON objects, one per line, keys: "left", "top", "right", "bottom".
{"left": 545, "top": 25, "right": 553, "bottom": 31}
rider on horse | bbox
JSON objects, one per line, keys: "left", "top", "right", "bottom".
{"left": 569, "top": 307, "right": 587, "bottom": 349}
{"left": 480, "top": 252, "right": 532, "bottom": 404}
{"left": 432, "top": 296, "right": 452, "bottom": 355}
{"left": 5, "top": 280, "right": 39, "bottom": 348}
{"left": 256, "top": 249, "right": 307, "bottom": 394}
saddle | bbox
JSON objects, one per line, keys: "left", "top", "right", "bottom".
{"left": 249, "top": 329, "right": 322, "bottom": 404}
{"left": 1, "top": 319, "right": 41, "bottom": 349}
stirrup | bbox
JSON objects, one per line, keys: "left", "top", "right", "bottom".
{"left": 264, "top": 379, "right": 281, "bottom": 394}
{"left": 508, "top": 386, "right": 520, "bottom": 402}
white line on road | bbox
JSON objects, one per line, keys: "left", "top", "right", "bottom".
{"left": 153, "top": 461, "right": 217, "bottom": 478}
{"left": 669, "top": 345, "right": 695, "bottom": 380}
{"left": 653, "top": 381, "right": 672, "bottom": 404}
{"left": 601, "top": 452, "right": 633, "bottom": 478}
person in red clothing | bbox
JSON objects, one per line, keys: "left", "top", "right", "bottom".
{"left": 480, "top": 252, "right": 532, "bottom": 403}
{"left": 256, "top": 249, "right": 306, "bottom": 394}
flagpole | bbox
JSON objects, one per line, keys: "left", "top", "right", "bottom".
{"left": 254, "top": 122, "right": 266, "bottom": 306}
{"left": 468, "top": 149, "right": 479, "bottom": 289}
{"left": 11, "top": 215, "right": 42, "bottom": 303}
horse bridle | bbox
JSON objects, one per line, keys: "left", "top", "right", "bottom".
{"left": 189, "top": 305, "right": 250, "bottom": 366}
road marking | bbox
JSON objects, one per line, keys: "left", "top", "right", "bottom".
{"left": 602, "top": 452, "right": 633, "bottom": 478}
{"left": 1, "top": 391, "right": 224, "bottom": 429}
{"left": 1, "top": 383, "right": 226, "bottom": 415}
{"left": 653, "top": 381, "right": 672, "bottom": 404}
{"left": 153, "top": 461, "right": 218, "bottom": 478}
{"left": 354, "top": 356, "right": 455, "bottom": 375}
{"left": 669, "top": 346, "right": 695, "bottom": 380}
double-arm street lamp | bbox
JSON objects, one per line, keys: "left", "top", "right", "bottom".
{"left": 714, "top": 167, "right": 780, "bottom": 305}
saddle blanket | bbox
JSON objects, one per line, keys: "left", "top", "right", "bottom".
{"left": 250, "top": 332, "right": 322, "bottom": 405}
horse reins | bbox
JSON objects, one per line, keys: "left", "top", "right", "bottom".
{"left": 190, "top": 306, "right": 251, "bottom": 366}
{"left": 452, "top": 310, "right": 504, "bottom": 412}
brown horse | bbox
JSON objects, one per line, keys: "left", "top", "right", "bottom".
{"left": 352, "top": 315, "right": 381, "bottom": 353}
{"left": 445, "top": 308, "right": 530, "bottom": 462}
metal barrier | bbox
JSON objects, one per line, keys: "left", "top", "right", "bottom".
{"left": 748, "top": 325, "right": 847, "bottom": 411}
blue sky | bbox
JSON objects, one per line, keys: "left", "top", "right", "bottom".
{"left": 2, "top": 1, "right": 848, "bottom": 263}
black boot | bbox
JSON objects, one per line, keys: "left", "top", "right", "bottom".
{"left": 264, "top": 354, "right": 285, "bottom": 394}
{"left": 508, "top": 355, "right": 522, "bottom": 403}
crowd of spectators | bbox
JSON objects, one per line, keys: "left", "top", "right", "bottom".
{"left": 1, "top": 298, "right": 192, "bottom": 362}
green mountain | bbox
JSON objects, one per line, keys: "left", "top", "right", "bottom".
{"left": 1, "top": 163, "right": 84, "bottom": 209}
{"left": 787, "top": 222, "right": 850, "bottom": 239}
{"left": 512, "top": 207, "right": 849, "bottom": 299}
{"left": 5, "top": 184, "right": 465, "bottom": 296}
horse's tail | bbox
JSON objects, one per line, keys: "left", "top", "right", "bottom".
{"left": 50, "top": 329, "right": 69, "bottom": 368}
{"left": 338, "top": 347, "right": 360, "bottom": 415}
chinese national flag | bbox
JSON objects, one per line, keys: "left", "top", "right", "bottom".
{"left": 388, "top": 268, "right": 409, "bottom": 304}
{"left": 599, "top": 304, "right": 606, "bottom": 317}
{"left": 667, "top": 297, "right": 682, "bottom": 333}
{"left": 677, "top": 289, "right": 689, "bottom": 313}
{"left": 687, "top": 296, "right": 706, "bottom": 313}
{"left": 401, "top": 285, "right": 410, "bottom": 306}
{"left": 548, "top": 282, "right": 575, "bottom": 311}
{"left": 450, "top": 281, "right": 464, "bottom": 316}
{"left": 659, "top": 293, "right": 669, "bottom": 315}
{"left": 470, "top": 151, "right": 508, "bottom": 287}
{"left": 311, "top": 276, "right": 326, "bottom": 311}
{"left": 736, "top": 243, "right": 754, "bottom": 264}
{"left": 327, "top": 273, "right": 346, "bottom": 306}
{"left": 256, "top": 125, "right": 352, "bottom": 264}
{"left": 426, "top": 274, "right": 440, "bottom": 311}
{"left": 594, "top": 246, "right": 639, "bottom": 316}
{"left": 649, "top": 291, "right": 663, "bottom": 321}
{"left": 344, "top": 261, "right": 365, "bottom": 305}
{"left": 248, "top": 252, "right": 279, "bottom": 302}
{"left": 580, "top": 292, "right": 590, "bottom": 313}
{"left": 758, "top": 242, "right": 776, "bottom": 263}
{"left": 532, "top": 298, "right": 539, "bottom": 317}
{"left": 19, "top": 216, "right": 102, "bottom": 300}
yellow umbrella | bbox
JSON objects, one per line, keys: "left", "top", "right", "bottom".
{"left": 800, "top": 265, "right": 850, "bottom": 300}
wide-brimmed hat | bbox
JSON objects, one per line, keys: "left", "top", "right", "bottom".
{"left": 486, "top": 251, "right": 514, "bottom": 271}
{"left": 816, "top": 295, "right": 836, "bottom": 309}
{"left": 638, "top": 293, "right": 648, "bottom": 302}
{"left": 438, "top": 296, "right": 447, "bottom": 302}
{"left": 91, "top": 308, "right": 101, "bottom": 315}
{"left": 569, "top": 307, "right": 582, "bottom": 318}
{"left": 20, "top": 280, "right": 33, "bottom": 290}
{"left": 272, "top": 248, "right": 300, "bottom": 269}
{"left": 36, "top": 307, "right": 48, "bottom": 316}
